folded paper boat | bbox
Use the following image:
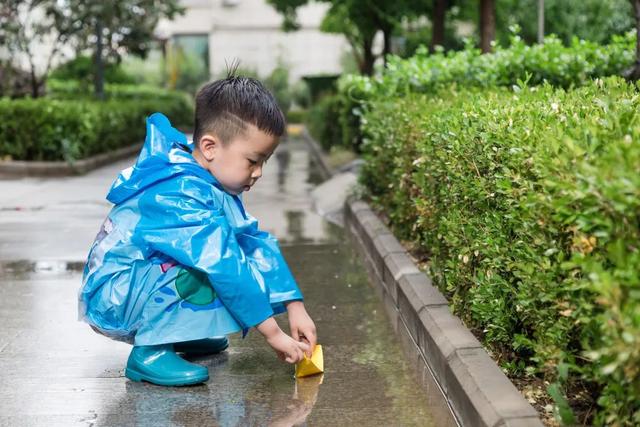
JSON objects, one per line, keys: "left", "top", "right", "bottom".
{"left": 295, "top": 345, "right": 324, "bottom": 378}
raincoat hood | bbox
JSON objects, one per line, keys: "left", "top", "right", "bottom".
{"left": 107, "top": 113, "right": 215, "bottom": 205}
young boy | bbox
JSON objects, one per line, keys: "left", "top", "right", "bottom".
{"left": 78, "top": 75, "right": 317, "bottom": 386}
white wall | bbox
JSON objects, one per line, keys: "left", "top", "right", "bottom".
{"left": 156, "top": 0, "right": 349, "bottom": 81}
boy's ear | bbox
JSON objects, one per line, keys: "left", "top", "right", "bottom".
{"left": 197, "top": 134, "right": 219, "bottom": 161}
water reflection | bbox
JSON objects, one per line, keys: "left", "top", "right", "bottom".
{"left": 306, "top": 152, "right": 325, "bottom": 186}
{"left": 270, "top": 375, "right": 323, "bottom": 427}
{"left": 285, "top": 211, "right": 313, "bottom": 244}
{"left": 0, "top": 260, "right": 84, "bottom": 279}
{"left": 101, "top": 364, "right": 323, "bottom": 427}
{"left": 275, "top": 148, "right": 291, "bottom": 192}
{"left": 244, "top": 139, "right": 332, "bottom": 244}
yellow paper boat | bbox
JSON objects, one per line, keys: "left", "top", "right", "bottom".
{"left": 295, "top": 345, "right": 324, "bottom": 378}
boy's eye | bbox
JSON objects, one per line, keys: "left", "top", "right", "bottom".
{"left": 247, "top": 159, "right": 258, "bottom": 165}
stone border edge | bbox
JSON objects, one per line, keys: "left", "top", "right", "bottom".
{"left": 343, "top": 200, "right": 543, "bottom": 427}
{"left": 298, "top": 127, "right": 542, "bottom": 426}
{"left": 0, "top": 143, "right": 142, "bottom": 178}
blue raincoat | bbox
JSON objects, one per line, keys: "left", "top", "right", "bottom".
{"left": 78, "top": 113, "right": 303, "bottom": 346}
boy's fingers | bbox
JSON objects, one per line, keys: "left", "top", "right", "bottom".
{"left": 306, "top": 331, "right": 317, "bottom": 351}
{"left": 288, "top": 348, "right": 303, "bottom": 364}
{"left": 307, "top": 339, "right": 316, "bottom": 358}
{"left": 296, "top": 340, "right": 310, "bottom": 354}
{"left": 298, "top": 335, "right": 312, "bottom": 357}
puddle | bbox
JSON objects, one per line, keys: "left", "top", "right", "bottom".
{"left": 0, "top": 135, "right": 458, "bottom": 426}
{"left": 0, "top": 206, "right": 45, "bottom": 212}
{"left": 0, "top": 260, "right": 85, "bottom": 275}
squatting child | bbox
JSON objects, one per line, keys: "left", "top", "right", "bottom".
{"left": 78, "top": 75, "right": 317, "bottom": 386}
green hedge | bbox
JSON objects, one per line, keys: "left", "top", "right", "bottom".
{"left": 0, "top": 94, "right": 193, "bottom": 161}
{"left": 286, "top": 109, "right": 307, "bottom": 124}
{"left": 360, "top": 77, "right": 640, "bottom": 425}
{"left": 46, "top": 79, "right": 192, "bottom": 103}
{"left": 49, "top": 56, "right": 135, "bottom": 85}
{"left": 302, "top": 74, "right": 340, "bottom": 102}
{"left": 328, "top": 32, "right": 636, "bottom": 153}
{"left": 304, "top": 79, "right": 368, "bottom": 152}
{"left": 306, "top": 94, "right": 343, "bottom": 151}
{"left": 372, "top": 31, "right": 634, "bottom": 96}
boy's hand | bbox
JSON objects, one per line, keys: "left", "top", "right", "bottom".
{"left": 267, "top": 330, "right": 310, "bottom": 364}
{"left": 286, "top": 301, "right": 317, "bottom": 358}
{"left": 257, "top": 317, "right": 309, "bottom": 364}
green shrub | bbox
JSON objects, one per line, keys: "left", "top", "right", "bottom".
{"left": 0, "top": 94, "right": 193, "bottom": 161}
{"left": 376, "top": 31, "right": 634, "bottom": 96}
{"left": 337, "top": 74, "right": 373, "bottom": 153}
{"left": 49, "top": 56, "right": 135, "bottom": 86}
{"left": 165, "top": 46, "right": 209, "bottom": 95}
{"left": 121, "top": 50, "right": 165, "bottom": 87}
{"left": 303, "top": 75, "right": 369, "bottom": 153}
{"left": 305, "top": 93, "right": 343, "bottom": 151}
{"left": 291, "top": 80, "right": 311, "bottom": 109}
{"left": 286, "top": 109, "right": 307, "bottom": 124}
{"left": 302, "top": 74, "right": 340, "bottom": 102}
{"left": 332, "top": 31, "right": 635, "bottom": 154}
{"left": 47, "top": 79, "right": 191, "bottom": 102}
{"left": 360, "top": 77, "right": 640, "bottom": 424}
{"left": 265, "top": 64, "right": 293, "bottom": 114}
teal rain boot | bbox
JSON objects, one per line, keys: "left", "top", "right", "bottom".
{"left": 174, "top": 337, "right": 229, "bottom": 356}
{"left": 125, "top": 344, "right": 209, "bottom": 386}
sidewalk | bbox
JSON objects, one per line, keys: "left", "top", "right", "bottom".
{"left": 0, "top": 138, "right": 457, "bottom": 426}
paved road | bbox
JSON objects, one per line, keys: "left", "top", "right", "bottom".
{"left": 0, "top": 137, "right": 456, "bottom": 426}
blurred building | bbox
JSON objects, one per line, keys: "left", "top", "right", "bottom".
{"left": 155, "top": 0, "right": 349, "bottom": 82}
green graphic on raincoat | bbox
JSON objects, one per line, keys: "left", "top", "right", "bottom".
{"left": 174, "top": 267, "right": 216, "bottom": 305}
{"left": 78, "top": 113, "right": 303, "bottom": 346}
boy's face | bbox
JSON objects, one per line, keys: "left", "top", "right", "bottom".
{"left": 194, "top": 123, "right": 279, "bottom": 195}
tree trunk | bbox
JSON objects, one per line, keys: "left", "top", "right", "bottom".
{"left": 361, "top": 36, "right": 375, "bottom": 75}
{"left": 537, "top": 0, "right": 545, "bottom": 44}
{"left": 629, "top": 0, "right": 640, "bottom": 80}
{"left": 479, "top": 0, "right": 495, "bottom": 53}
{"left": 94, "top": 18, "right": 105, "bottom": 100}
{"left": 29, "top": 67, "right": 39, "bottom": 98}
{"left": 382, "top": 27, "right": 392, "bottom": 65}
{"left": 431, "top": 0, "right": 447, "bottom": 51}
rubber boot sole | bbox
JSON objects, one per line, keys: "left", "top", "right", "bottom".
{"left": 125, "top": 367, "right": 209, "bottom": 386}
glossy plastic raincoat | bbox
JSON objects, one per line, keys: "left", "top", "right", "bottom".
{"left": 78, "top": 113, "right": 302, "bottom": 346}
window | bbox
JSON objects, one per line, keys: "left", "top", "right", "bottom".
{"left": 172, "top": 34, "right": 210, "bottom": 74}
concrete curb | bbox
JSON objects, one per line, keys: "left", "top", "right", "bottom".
{"left": 0, "top": 143, "right": 142, "bottom": 177}
{"left": 299, "top": 128, "right": 542, "bottom": 426}
{"left": 344, "top": 199, "right": 543, "bottom": 427}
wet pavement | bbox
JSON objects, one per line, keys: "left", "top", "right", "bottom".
{"left": 0, "top": 137, "right": 457, "bottom": 426}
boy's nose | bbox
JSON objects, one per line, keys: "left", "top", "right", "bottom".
{"left": 251, "top": 165, "right": 262, "bottom": 179}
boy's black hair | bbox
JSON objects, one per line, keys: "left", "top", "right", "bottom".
{"left": 193, "top": 69, "right": 285, "bottom": 146}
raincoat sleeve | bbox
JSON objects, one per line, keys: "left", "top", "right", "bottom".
{"left": 135, "top": 177, "right": 274, "bottom": 329}
{"left": 238, "top": 214, "right": 303, "bottom": 314}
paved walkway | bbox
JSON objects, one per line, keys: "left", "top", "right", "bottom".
{"left": 0, "top": 137, "right": 456, "bottom": 426}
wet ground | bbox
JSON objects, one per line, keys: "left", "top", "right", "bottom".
{"left": 0, "top": 137, "right": 457, "bottom": 426}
